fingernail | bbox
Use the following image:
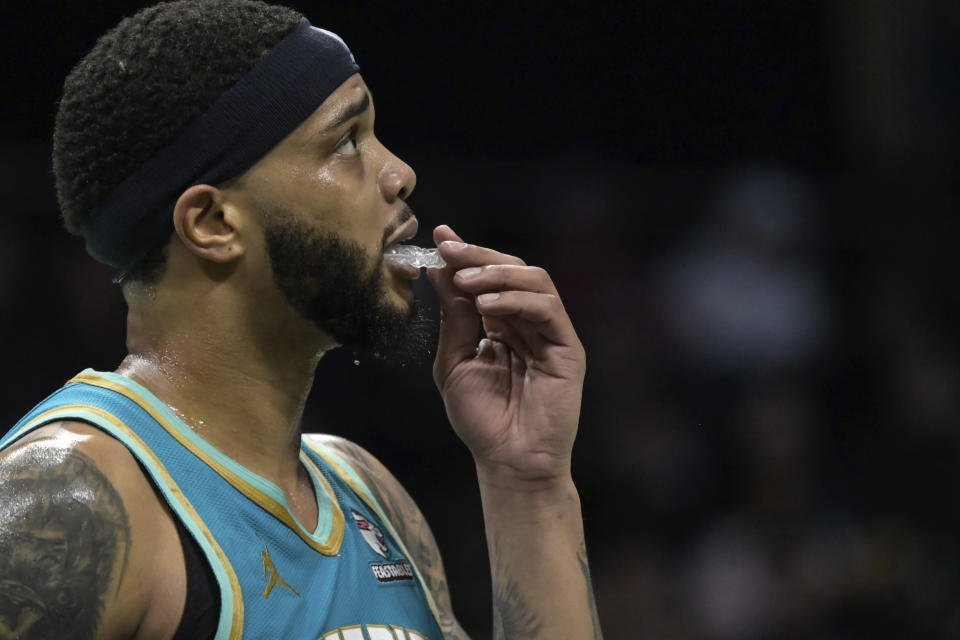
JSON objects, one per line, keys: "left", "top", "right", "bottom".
{"left": 457, "top": 267, "right": 482, "bottom": 280}
{"left": 477, "top": 293, "right": 500, "bottom": 304}
{"left": 442, "top": 240, "right": 467, "bottom": 250}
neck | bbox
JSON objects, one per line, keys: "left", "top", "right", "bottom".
{"left": 117, "top": 288, "right": 335, "bottom": 493}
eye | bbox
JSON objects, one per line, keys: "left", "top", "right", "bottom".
{"left": 336, "top": 130, "right": 359, "bottom": 154}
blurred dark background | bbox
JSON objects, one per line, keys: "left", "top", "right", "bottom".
{"left": 2, "top": 1, "right": 959, "bottom": 637}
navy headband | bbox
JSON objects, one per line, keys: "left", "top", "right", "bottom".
{"left": 81, "top": 19, "right": 360, "bottom": 272}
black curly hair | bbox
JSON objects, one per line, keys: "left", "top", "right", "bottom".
{"left": 52, "top": 0, "right": 303, "bottom": 284}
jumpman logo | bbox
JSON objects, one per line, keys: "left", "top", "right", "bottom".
{"left": 260, "top": 541, "right": 301, "bottom": 599}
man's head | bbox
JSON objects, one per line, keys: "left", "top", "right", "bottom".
{"left": 53, "top": 0, "right": 305, "bottom": 283}
{"left": 53, "top": 0, "right": 430, "bottom": 361}
{"left": 217, "top": 72, "right": 428, "bottom": 361}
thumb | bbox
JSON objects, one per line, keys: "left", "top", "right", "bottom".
{"left": 427, "top": 225, "right": 480, "bottom": 386}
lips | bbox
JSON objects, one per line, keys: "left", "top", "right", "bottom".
{"left": 384, "top": 215, "right": 419, "bottom": 250}
{"left": 386, "top": 258, "right": 421, "bottom": 280}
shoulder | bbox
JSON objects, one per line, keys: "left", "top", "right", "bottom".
{"left": 305, "top": 433, "right": 426, "bottom": 535}
{"left": 305, "top": 433, "right": 399, "bottom": 489}
{"left": 305, "top": 433, "right": 415, "bottom": 530}
{"left": 0, "top": 421, "right": 187, "bottom": 640}
{"left": 304, "top": 433, "right": 471, "bottom": 640}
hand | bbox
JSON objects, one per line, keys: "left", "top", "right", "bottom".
{"left": 426, "top": 225, "right": 586, "bottom": 488}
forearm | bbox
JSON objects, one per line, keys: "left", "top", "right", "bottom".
{"left": 477, "top": 468, "right": 602, "bottom": 640}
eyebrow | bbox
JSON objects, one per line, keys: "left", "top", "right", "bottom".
{"left": 320, "top": 91, "right": 371, "bottom": 134}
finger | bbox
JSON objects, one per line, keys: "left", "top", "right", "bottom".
{"left": 433, "top": 224, "right": 464, "bottom": 246}
{"left": 483, "top": 316, "right": 536, "bottom": 362}
{"left": 428, "top": 225, "right": 470, "bottom": 309}
{"left": 427, "top": 225, "right": 482, "bottom": 386}
{"left": 427, "top": 270, "right": 481, "bottom": 380}
{"left": 437, "top": 239, "right": 526, "bottom": 270}
{"left": 428, "top": 225, "right": 467, "bottom": 303}
{"left": 432, "top": 290, "right": 482, "bottom": 385}
{"left": 453, "top": 264, "right": 558, "bottom": 296}
{"left": 475, "top": 290, "right": 578, "bottom": 347}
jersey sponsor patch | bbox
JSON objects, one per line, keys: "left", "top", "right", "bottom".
{"left": 352, "top": 509, "right": 389, "bottom": 558}
{"left": 370, "top": 560, "right": 415, "bottom": 584}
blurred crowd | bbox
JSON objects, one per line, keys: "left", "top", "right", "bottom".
{"left": 568, "top": 165, "right": 959, "bottom": 639}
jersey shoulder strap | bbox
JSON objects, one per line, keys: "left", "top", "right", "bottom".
{"left": 0, "top": 370, "right": 242, "bottom": 640}
{"left": 301, "top": 435, "right": 442, "bottom": 624}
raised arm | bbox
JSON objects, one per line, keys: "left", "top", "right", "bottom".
{"left": 426, "top": 225, "right": 602, "bottom": 639}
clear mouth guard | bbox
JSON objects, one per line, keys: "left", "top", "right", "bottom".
{"left": 384, "top": 245, "right": 446, "bottom": 269}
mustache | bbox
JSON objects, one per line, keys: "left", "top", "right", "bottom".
{"left": 380, "top": 204, "right": 415, "bottom": 251}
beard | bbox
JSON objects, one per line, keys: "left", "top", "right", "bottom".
{"left": 263, "top": 208, "right": 435, "bottom": 365}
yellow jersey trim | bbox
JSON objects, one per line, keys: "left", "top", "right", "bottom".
{"left": 11, "top": 404, "right": 245, "bottom": 640}
{"left": 302, "top": 437, "right": 443, "bottom": 628}
{"left": 69, "top": 372, "right": 345, "bottom": 556}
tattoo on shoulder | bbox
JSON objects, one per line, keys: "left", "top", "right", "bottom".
{"left": 330, "top": 439, "right": 471, "bottom": 639}
{"left": 0, "top": 444, "right": 132, "bottom": 640}
{"left": 329, "top": 440, "right": 431, "bottom": 568}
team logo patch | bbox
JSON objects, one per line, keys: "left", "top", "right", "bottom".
{"left": 352, "top": 510, "right": 389, "bottom": 558}
{"left": 370, "top": 560, "right": 415, "bottom": 584}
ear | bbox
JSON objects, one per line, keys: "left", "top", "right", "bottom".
{"left": 172, "top": 184, "right": 245, "bottom": 263}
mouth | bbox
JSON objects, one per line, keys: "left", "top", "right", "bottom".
{"left": 382, "top": 215, "right": 421, "bottom": 281}
{"left": 383, "top": 215, "right": 419, "bottom": 251}
{"left": 386, "top": 257, "right": 421, "bottom": 281}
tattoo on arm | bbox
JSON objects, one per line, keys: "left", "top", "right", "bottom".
{"left": 327, "top": 439, "right": 602, "bottom": 640}
{"left": 577, "top": 541, "right": 604, "bottom": 640}
{"left": 330, "top": 439, "right": 471, "bottom": 640}
{"left": 0, "top": 444, "right": 131, "bottom": 640}
{"left": 491, "top": 563, "right": 543, "bottom": 640}
{"left": 489, "top": 541, "right": 601, "bottom": 640}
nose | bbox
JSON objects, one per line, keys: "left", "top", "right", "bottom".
{"left": 378, "top": 147, "right": 417, "bottom": 202}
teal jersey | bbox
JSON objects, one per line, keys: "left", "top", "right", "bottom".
{"left": 0, "top": 370, "right": 444, "bottom": 640}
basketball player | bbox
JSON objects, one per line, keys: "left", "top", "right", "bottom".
{"left": 0, "top": 1, "right": 600, "bottom": 638}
